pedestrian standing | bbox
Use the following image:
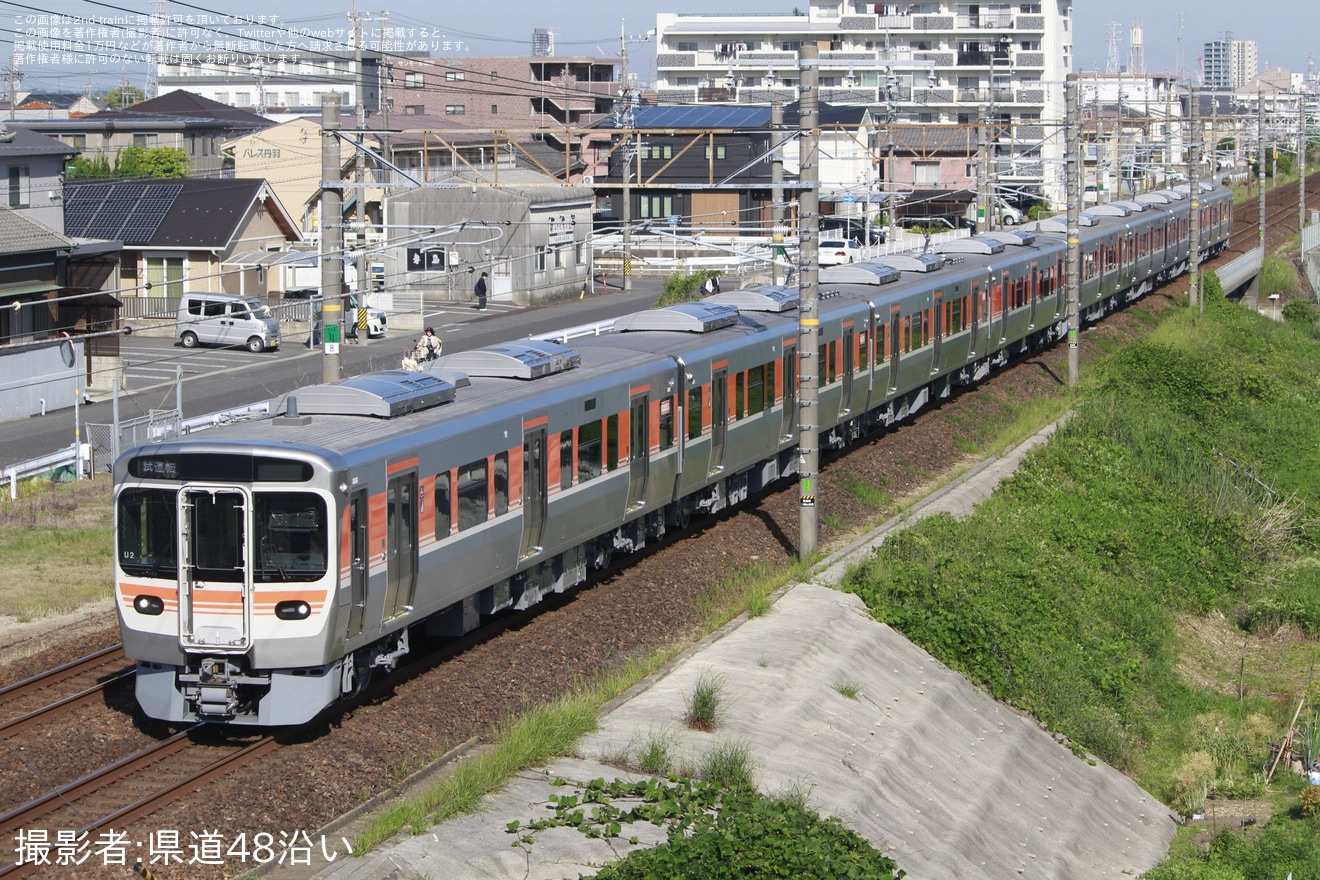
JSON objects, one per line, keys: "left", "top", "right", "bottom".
{"left": 474, "top": 272, "right": 488, "bottom": 311}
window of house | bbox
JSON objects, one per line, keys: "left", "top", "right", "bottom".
{"left": 145, "top": 256, "right": 184, "bottom": 298}
{"left": 445, "top": 70, "right": 464, "bottom": 81}
{"left": 914, "top": 161, "right": 940, "bottom": 186}
{"left": 490, "top": 71, "right": 499, "bottom": 80}
{"left": 284, "top": 92, "right": 299, "bottom": 108}
{"left": 404, "top": 105, "right": 424, "bottom": 115}
{"left": 133, "top": 133, "right": 159, "bottom": 148}
{"left": 235, "top": 92, "right": 251, "bottom": 107}
{"left": 640, "top": 195, "right": 673, "bottom": 219}
{"left": 676, "top": 41, "right": 699, "bottom": 52}
{"left": 703, "top": 145, "right": 728, "bottom": 160}
{"left": 405, "top": 72, "right": 424, "bottom": 89}
{"left": 491, "top": 104, "right": 498, "bottom": 114}
{"left": 213, "top": 93, "right": 229, "bottom": 105}
{"left": 7, "top": 165, "right": 30, "bottom": 208}
{"left": 445, "top": 105, "right": 465, "bottom": 115}
{"left": 780, "top": 40, "right": 804, "bottom": 51}
{"left": 535, "top": 247, "right": 547, "bottom": 272}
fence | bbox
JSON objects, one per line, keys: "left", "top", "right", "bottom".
{"left": 3, "top": 401, "right": 270, "bottom": 500}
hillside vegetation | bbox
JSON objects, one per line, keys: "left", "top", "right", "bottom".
{"left": 842, "top": 283, "right": 1320, "bottom": 877}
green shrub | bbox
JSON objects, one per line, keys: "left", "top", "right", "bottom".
{"left": 1281, "top": 298, "right": 1315, "bottom": 324}
{"left": 1300, "top": 784, "right": 1320, "bottom": 819}
{"left": 684, "top": 671, "right": 726, "bottom": 731}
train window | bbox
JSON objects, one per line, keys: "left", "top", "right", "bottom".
{"left": 559, "top": 429, "right": 574, "bottom": 490}
{"left": 457, "top": 460, "right": 488, "bottom": 530}
{"left": 434, "top": 472, "right": 453, "bottom": 538}
{"left": 766, "top": 361, "right": 776, "bottom": 407}
{"left": 734, "top": 372, "right": 746, "bottom": 420}
{"left": 606, "top": 414, "right": 621, "bottom": 471}
{"left": 116, "top": 488, "right": 177, "bottom": 577}
{"left": 579, "top": 420, "right": 603, "bottom": 481}
{"left": 254, "top": 493, "right": 328, "bottom": 582}
{"left": 949, "top": 297, "right": 964, "bottom": 333}
{"left": 493, "top": 452, "right": 509, "bottom": 516}
{"left": 658, "top": 398, "right": 675, "bottom": 449}
{"left": 857, "top": 332, "right": 870, "bottom": 370}
{"left": 748, "top": 365, "right": 765, "bottom": 415}
{"left": 687, "top": 387, "right": 703, "bottom": 440}
{"left": 584, "top": 397, "right": 597, "bottom": 412}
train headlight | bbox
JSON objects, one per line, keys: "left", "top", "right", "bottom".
{"left": 275, "top": 600, "right": 312, "bottom": 621}
{"left": 133, "top": 595, "right": 164, "bottom": 615}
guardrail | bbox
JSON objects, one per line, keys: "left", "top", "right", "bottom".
{"left": 3, "top": 401, "right": 273, "bottom": 501}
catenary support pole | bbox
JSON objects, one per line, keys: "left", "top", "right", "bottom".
{"left": 1066, "top": 73, "right": 1081, "bottom": 387}
{"left": 798, "top": 44, "right": 820, "bottom": 559}
{"left": 1189, "top": 86, "right": 1201, "bottom": 312}
{"left": 322, "top": 95, "right": 344, "bottom": 383}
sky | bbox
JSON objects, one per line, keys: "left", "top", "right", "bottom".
{"left": 8, "top": 0, "right": 1316, "bottom": 95}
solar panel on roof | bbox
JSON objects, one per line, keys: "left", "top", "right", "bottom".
{"left": 63, "top": 182, "right": 182, "bottom": 242}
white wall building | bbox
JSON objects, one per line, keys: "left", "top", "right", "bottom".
{"left": 654, "top": 0, "right": 1072, "bottom": 205}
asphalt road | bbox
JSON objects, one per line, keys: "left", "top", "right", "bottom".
{"left": 0, "top": 281, "right": 668, "bottom": 468}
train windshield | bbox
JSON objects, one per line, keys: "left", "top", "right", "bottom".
{"left": 117, "top": 489, "right": 327, "bottom": 583}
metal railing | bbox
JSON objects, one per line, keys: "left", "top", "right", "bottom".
{"left": 3, "top": 401, "right": 271, "bottom": 500}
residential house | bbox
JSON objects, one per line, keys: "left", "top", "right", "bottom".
{"left": 12, "top": 91, "right": 273, "bottom": 178}
{"left": 0, "top": 125, "right": 77, "bottom": 232}
{"left": 62, "top": 178, "right": 303, "bottom": 320}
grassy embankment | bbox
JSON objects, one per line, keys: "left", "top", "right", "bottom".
{"left": 842, "top": 282, "right": 1320, "bottom": 877}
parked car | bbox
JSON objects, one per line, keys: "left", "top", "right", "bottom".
{"left": 819, "top": 238, "right": 864, "bottom": 266}
{"left": 178, "top": 292, "right": 280, "bottom": 352}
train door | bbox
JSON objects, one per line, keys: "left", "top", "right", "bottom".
{"left": 346, "top": 490, "right": 367, "bottom": 639}
{"left": 710, "top": 369, "right": 727, "bottom": 473}
{"left": 841, "top": 328, "right": 854, "bottom": 415}
{"left": 384, "top": 472, "right": 418, "bottom": 621}
{"left": 780, "top": 343, "right": 797, "bottom": 440}
{"left": 520, "top": 427, "right": 547, "bottom": 559}
{"left": 627, "top": 395, "right": 649, "bottom": 508}
{"left": 932, "top": 292, "right": 944, "bottom": 363}
{"left": 177, "top": 486, "right": 252, "bottom": 651}
{"left": 888, "top": 309, "right": 901, "bottom": 391}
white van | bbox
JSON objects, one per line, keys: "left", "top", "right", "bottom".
{"left": 178, "top": 292, "right": 281, "bottom": 352}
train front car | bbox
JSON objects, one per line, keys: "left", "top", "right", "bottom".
{"left": 114, "top": 445, "right": 343, "bottom": 726}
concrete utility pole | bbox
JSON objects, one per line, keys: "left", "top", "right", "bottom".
{"left": 321, "top": 95, "right": 344, "bottom": 384}
{"left": 350, "top": 5, "right": 370, "bottom": 340}
{"left": 619, "top": 19, "right": 635, "bottom": 294}
{"left": 978, "top": 109, "right": 991, "bottom": 232}
{"left": 1258, "top": 90, "right": 1267, "bottom": 256}
{"left": 1300, "top": 94, "right": 1307, "bottom": 236}
{"left": 797, "top": 44, "right": 820, "bottom": 559}
{"left": 771, "top": 101, "right": 785, "bottom": 285}
{"left": 1066, "top": 73, "right": 1081, "bottom": 387}
{"left": 1189, "top": 86, "right": 1201, "bottom": 312}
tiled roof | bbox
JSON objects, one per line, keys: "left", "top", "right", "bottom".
{"left": 85, "top": 90, "right": 271, "bottom": 128}
{"left": 0, "top": 207, "right": 74, "bottom": 255}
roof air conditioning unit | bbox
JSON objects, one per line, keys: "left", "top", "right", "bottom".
{"left": 580, "top": 175, "right": 594, "bottom": 186}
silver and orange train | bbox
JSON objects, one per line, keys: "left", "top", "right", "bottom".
{"left": 114, "top": 184, "right": 1232, "bottom": 725}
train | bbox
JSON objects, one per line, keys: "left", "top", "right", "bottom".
{"left": 113, "top": 183, "right": 1233, "bottom": 726}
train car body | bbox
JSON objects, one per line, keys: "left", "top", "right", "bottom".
{"left": 114, "top": 184, "right": 1231, "bottom": 726}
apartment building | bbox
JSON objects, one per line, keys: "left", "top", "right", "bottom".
{"left": 654, "top": 0, "right": 1072, "bottom": 206}
{"left": 1202, "top": 36, "right": 1258, "bottom": 92}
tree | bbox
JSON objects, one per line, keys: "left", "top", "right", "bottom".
{"left": 65, "top": 147, "right": 192, "bottom": 179}
{"left": 100, "top": 86, "right": 146, "bottom": 108}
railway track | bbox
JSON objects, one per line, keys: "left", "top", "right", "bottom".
{"left": 0, "top": 731, "right": 279, "bottom": 878}
{"left": 0, "top": 646, "right": 133, "bottom": 738}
